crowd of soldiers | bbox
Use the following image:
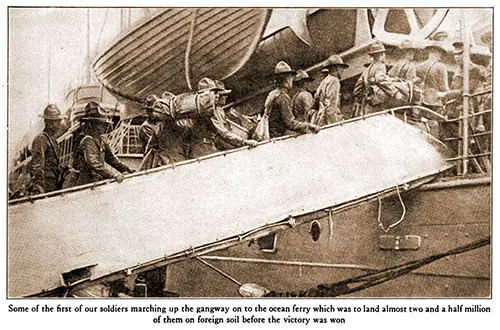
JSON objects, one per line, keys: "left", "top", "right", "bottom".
{"left": 25, "top": 102, "right": 135, "bottom": 196}
{"left": 20, "top": 32, "right": 492, "bottom": 197}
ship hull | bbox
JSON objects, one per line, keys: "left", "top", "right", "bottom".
{"left": 8, "top": 114, "right": 452, "bottom": 297}
{"left": 164, "top": 176, "right": 490, "bottom": 297}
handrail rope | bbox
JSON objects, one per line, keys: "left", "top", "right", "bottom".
{"left": 376, "top": 185, "right": 407, "bottom": 233}
{"left": 7, "top": 108, "right": 448, "bottom": 205}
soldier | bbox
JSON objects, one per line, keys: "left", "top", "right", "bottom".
{"left": 292, "top": 70, "right": 315, "bottom": 123}
{"left": 353, "top": 42, "right": 405, "bottom": 114}
{"left": 473, "top": 31, "right": 492, "bottom": 134}
{"left": 138, "top": 95, "right": 159, "bottom": 155}
{"left": 481, "top": 31, "right": 492, "bottom": 97}
{"left": 211, "top": 80, "right": 259, "bottom": 150}
{"left": 314, "top": 55, "right": 349, "bottom": 125}
{"left": 477, "top": 31, "right": 492, "bottom": 162}
{"left": 442, "top": 42, "right": 487, "bottom": 167}
{"left": 73, "top": 102, "right": 134, "bottom": 185}
{"left": 416, "top": 41, "right": 450, "bottom": 112}
{"left": 188, "top": 78, "right": 259, "bottom": 158}
{"left": 446, "top": 42, "right": 485, "bottom": 113}
{"left": 265, "top": 61, "right": 320, "bottom": 138}
{"left": 186, "top": 78, "right": 221, "bottom": 158}
{"left": 29, "top": 104, "right": 66, "bottom": 194}
{"left": 388, "top": 39, "right": 419, "bottom": 84}
{"left": 320, "top": 67, "right": 329, "bottom": 78}
{"left": 141, "top": 93, "right": 189, "bottom": 169}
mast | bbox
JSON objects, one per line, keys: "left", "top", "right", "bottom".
{"left": 86, "top": 8, "right": 91, "bottom": 84}
{"left": 120, "top": 8, "right": 130, "bottom": 32}
{"left": 47, "top": 43, "right": 51, "bottom": 103}
{"left": 460, "top": 10, "right": 470, "bottom": 175}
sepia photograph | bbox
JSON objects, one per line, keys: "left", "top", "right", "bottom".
{"left": 5, "top": 6, "right": 492, "bottom": 302}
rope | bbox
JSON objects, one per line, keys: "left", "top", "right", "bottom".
{"left": 184, "top": 9, "right": 198, "bottom": 91}
{"left": 328, "top": 210, "right": 334, "bottom": 239}
{"left": 95, "top": 9, "right": 109, "bottom": 58}
{"left": 195, "top": 257, "right": 242, "bottom": 286}
{"left": 376, "top": 185, "right": 407, "bottom": 233}
{"left": 264, "top": 236, "right": 490, "bottom": 297}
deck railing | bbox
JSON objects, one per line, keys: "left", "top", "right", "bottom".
{"left": 103, "top": 119, "right": 143, "bottom": 157}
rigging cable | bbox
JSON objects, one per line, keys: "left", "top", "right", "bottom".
{"left": 195, "top": 257, "right": 242, "bottom": 286}
{"left": 264, "top": 236, "right": 490, "bottom": 297}
{"left": 376, "top": 184, "right": 407, "bottom": 233}
{"left": 95, "top": 8, "right": 110, "bottom": 60}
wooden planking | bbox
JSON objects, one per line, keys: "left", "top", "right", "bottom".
{"left": 93, "top": 8, "right": 270, "bottom": 99}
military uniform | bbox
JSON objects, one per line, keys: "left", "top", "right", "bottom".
{"left": 388, "top": 39, "right": 419, "bottom": 84}
{"left": 144, "top": 120, "right": 189, "bottom": 167}
{"left": 388, "top": 59, "right": 418, "bottom": 83}
{"left": 314, "top": 74, "right": 343, "bottom": 124}
{"left": 188, "top": 78, "right": 257, "bottom": 157}
{"left": 354, "top": 61, "right": 400, "bottom": 113}
{"left": 416, "top": 59, "right": 449, "bottom": 108}
{"left": 292, "top": 89, "right": 315, "bottom": 122}
{"left": 73, "top": 102, "right": 133, "bottom": 185}
{"left": 188, "top": 108, "right": 251, "bottom": 157}
{"left": 30, "top": 130, "right": 62, "bottom": 193}
{"left": 482, "top": 60, "right": 492, "bottom": 133}
{"left": 187, "top": 117, "right": 221, "bottom": 158}
{"left": 442, "top": 62, "right": 486, "bottom": 157}
{"left": 211, "top": 106, "right": 248, "bottom": 149}
{"left": 139, "top": 119, "right": 155, "bottom": 154}
{"left": 74, "top": 134, "right": 133, "bottom": 185}
{"left": 29, "top": 104, "right": 65, "bottom": 193}
{"left": 266, "top": 86, "right": 311, "bottom": 138}
{"left": 446, "top": 64, "right": 485, "bottom": 118}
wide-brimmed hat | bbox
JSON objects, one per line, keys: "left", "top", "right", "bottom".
{"left": 274, "top": 61, "right": 296, "bottom": 75}
{"left": 323, "top": 55, "right": 349, "bottom": 69}
{"left": 39, "top": 104, "right": 65, "bottom": 120}
{"left": 430, "top": 31, "right": 448, "bottom": 41}
{"left": 452, "top": 41, "right": 464, "bottom": 49}
{"left": 294, "top": 70, "right": 314, "bottom": 82}
{"left": 480, "top": 30, "right": 492, "bottom": 44}
{"left": 424, "top": 41, "right": 448, "bottom": 54}
{"left": 400, "top": 39, "right": 416, "bottom": 50}
{"left": 81, "top": 102, "right": 113, "bottom": 124}
{"left": 368, "top": 42, "right": 386, "bottom": 55}
{"left": 198, "top": 77, "right": 218, "bottom": 92}
{"left": 142, "top": 94, "right": 159, "bottom": 110}
{"left": 470, "top": 52, "right": 491, "bottom": 66}
{"left": 451, "top": 41, "right": 465, "bottom": 55}
{"left": 215, "top": 80, "right": 232, "bottom": 94}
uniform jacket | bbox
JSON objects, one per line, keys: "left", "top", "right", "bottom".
{"left": 139, "top": 119, "right": 155, "bottom": 154}
{"left": 292, "top": 89, "right": 315, "bottom": 122}
{"left": 388, "top": 59, "right": 418, "bottom": 83}
{"left": 29, "top": 130, "right": 62, "bottom": 192}
{"left": 210, "top": 106, "right": 247, "bottom": 148}
{"left": 75, "top": 134, "right": 132, "bottom": 185}
{"left": 146, "top": 119, "right": 189, "bottom": 166}
{"left": 266, "top": 86, "right": 310, "bottom": 138}
{"left": 416, "top": 60, "right": 449, "bottom": 92}
{"left": 353, "top": 62, "right": 399, "bottom": 106}
{"left": 446, "top": 63, "right": 486, "bottom": 118}
{"left": 314, "top": 75, "right": 343, "bottom": 124}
